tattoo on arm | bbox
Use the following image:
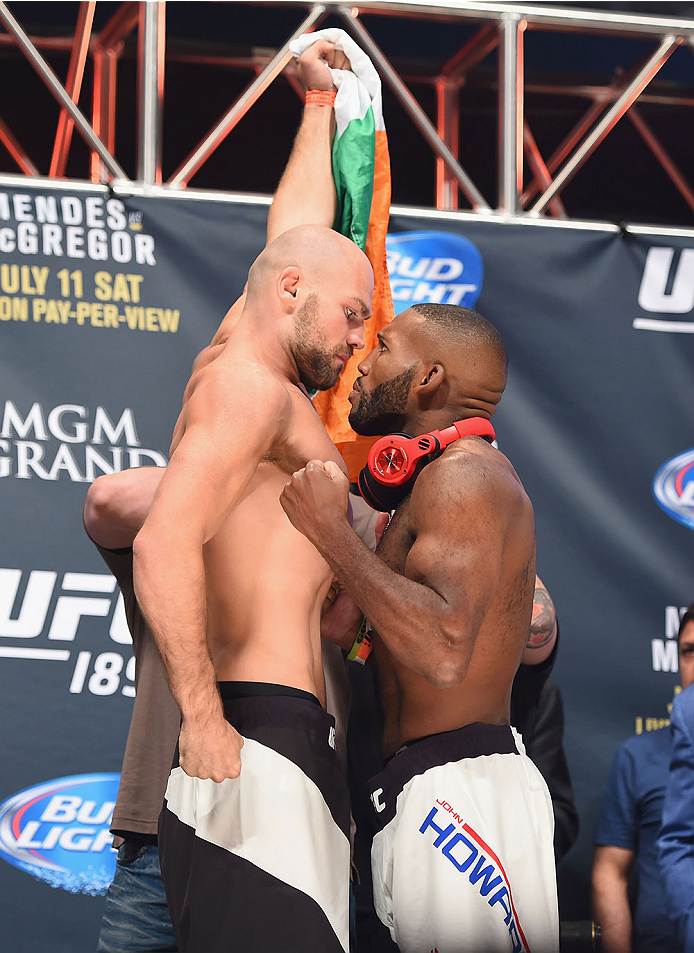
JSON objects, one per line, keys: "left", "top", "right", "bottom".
{"left": 527, "top": 586, "right": 557, "bottom": 649}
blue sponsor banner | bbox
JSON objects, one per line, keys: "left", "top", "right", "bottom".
{"left": 653, "top": 448, "right": 694, "bottom": 530}
{"left": 386, "top": 230, "right": 483, "bottom": 315}
{"left": 0, "top": 773, "right": 119, "bottom": 895}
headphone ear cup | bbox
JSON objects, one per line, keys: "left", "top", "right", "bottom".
{"left": 358, "top": 461, "right": 423, "bottom": 512}
{"left": 357, "top": 419, "right": 494, "bottom": 513}
{"left": 358, "top": 465, "right": 402, "bottom": 512}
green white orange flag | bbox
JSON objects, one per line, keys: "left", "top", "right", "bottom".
{"left": 290, "top": 29, "right": 394, "bottom": 479}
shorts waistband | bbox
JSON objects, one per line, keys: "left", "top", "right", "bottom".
{"left": 392, "top": 722, "right": 516, "bottom": 761}
{"left": 217, "top": 681, "right": 321, "bottom": 707}
{"left": 368, "top": 723, "right": 518, "bottom": 833}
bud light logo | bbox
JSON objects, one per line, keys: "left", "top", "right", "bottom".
{"left": 386, "top": 230, "right": 483, "bottom": 316}
{"left": 0, "top": 773, "right": 119, "bottom": 894}
{"left": 653, "top": 449, "right": 694, "bottom": 530}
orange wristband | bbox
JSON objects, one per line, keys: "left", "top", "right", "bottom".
{"left": 305, "top": 89, "right": 336, "bottom": 107}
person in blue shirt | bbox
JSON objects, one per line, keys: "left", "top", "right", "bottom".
{"left": 592, "top": 605, "right": 694, "bottom": 953}
{"left": 657, "top": 630, "right": 694, "bottom": 952}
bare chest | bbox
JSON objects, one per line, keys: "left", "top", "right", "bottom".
{"left": 372, "top": 498, "right": 428, "bottom": 722}
{"left": 264, "top": 395, "right": 345, "bottom": 477}
{"left": 374, "top": 497, "right": 416, "bottom": 574}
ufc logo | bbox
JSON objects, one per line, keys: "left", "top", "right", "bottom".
{"left": 0, "top": 568, "right": 130, "bottom": 644}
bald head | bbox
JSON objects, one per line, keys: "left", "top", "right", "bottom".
{"left": 244, "top": 224, "right": 373, "bottom": 393}
{"left": 247, "top": 224, "right": 371, "bottom": 302}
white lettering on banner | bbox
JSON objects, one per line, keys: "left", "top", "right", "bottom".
{"left": 390, "top": 278, "right": 477, "bottom": 306}
{"left": 387, "top": 255, "right": 464, "bottom": 282}
{"left": 0, "top": 569, "right": 57, "bottom": 637}
{"left": 41, "top": 796, "right": 114, "bottom": 826}
{"left": 650, "top": 605, "right": 689, "bottom": 674}
{"left": 0, "top": 567, "right": 136, "bottom": 699}
{"left": 665, "top": 605, "right": 687, "bottom": 640}
{"left": 1, "top": 402, "right": 137, "bottom": 444}
{"left": 634, "top": 247, "right": 694, "bottom": 332}
{"left": 0, "top": 193, "right": 156, "bottom": 265}
{"left": 638, "top": 248, "right": 694, "bottom": 313}
{"left": 92, "top": 407, "right": 138, "bottom": 445}
{"left": 0, "top": 570, "right": 122, "bottom": 642}
{"left": 387, "top": 250, "right": 478, "bottom": 308}
{"left": 652, "top": 639, "right": 678, "bottom": 673}
{"left": 0, "top": 401, "right": 166, "bottom": 482}
{"left": 1, "top": 401, "right": 48, "bottom": 440}
{"left": 15, "top": 823, "right": 114, "bottom": 853}
{"left": 48, "top": 593, "right": 115, "bottom": 642}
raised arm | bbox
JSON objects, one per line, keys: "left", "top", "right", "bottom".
{"left": 199, "top": 41, "right": 351, "bottom": 354}
{"left": 197, "top": 42, "right": 346, "bottom": 356}
{"left": 267, "top": 39, "right": 348, "bottom": 243}
{"left": 281, "top": 454, "right": 534, "bottom": 689}
{"left": 133, "top": 368, "right": 287, "bottom": 781}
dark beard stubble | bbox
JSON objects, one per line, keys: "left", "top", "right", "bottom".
{"left": 349, "top": 366, "right": 416, "bottom": 436}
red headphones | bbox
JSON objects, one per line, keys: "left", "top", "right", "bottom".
{"left": 357, "top": 418, "right": 496, "bottom": 512}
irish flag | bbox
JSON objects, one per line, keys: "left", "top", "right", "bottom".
{"left": 290, "top": 29, "right": 394, "bottom": 480}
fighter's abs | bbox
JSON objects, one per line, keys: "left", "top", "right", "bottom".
{"left": 203, "top": 463, "right": 331, "bottom": 692}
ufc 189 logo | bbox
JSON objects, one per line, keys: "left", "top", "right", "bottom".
{"left": 0, "top": 567, "right": 134, "bottom": 697}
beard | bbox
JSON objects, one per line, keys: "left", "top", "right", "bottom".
{"left": 292, "top": 293, "right": 347, "bottom": 392}
{"left": 349, "top": 366, "right": 416, "bottom": 436}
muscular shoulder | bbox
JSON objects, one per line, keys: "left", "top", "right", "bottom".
{"left": 173, "top": 358, "right": 292, "bottom": 455}
{"left": 410, "top": 439, "right": 530, "bottom": 522}
{"left": 200, "top": 358, "right": 288, "bottom": 414}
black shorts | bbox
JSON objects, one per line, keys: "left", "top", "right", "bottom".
{"left": 159, "top": 682, "right": 351, "bottom": 952}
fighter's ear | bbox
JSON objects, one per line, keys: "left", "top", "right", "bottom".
{"left": 413, "top": 363, "right": 445, "bottom": 396}
{"left": 277, "top": 266, "right": 301, "bottom": 308}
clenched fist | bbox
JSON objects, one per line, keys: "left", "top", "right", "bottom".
{"left": 297, "top": 39, "right": 352, "bottom": 92}
{"left": 280, "top": 459, "right": 350, "bottom": 549}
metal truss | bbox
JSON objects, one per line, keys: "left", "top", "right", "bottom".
{"left": 0, "top": 0, "right": 693, "bottom": 225}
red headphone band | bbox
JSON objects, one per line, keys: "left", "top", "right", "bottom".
{"left": 444, "top": 418, "right": 496, "bottom": 445}
{"left": 367, "top": 417, "right": 496, "bottom": 488}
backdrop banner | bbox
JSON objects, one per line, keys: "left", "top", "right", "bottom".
{"left": 1, "top": 183, "right": 692, "bottom": 949}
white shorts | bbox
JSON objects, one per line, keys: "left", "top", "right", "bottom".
{"left": 368, "top": 723, "right": 559, "bottom": 953}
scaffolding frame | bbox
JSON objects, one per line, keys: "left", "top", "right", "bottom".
{"left": 0, "top": 0, "right": 693, "bottom": 230}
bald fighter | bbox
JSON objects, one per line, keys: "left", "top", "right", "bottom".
{"left": 281, "top": 302, "right": 559, "bottom": 953}
{"left": 133, "top": 224, "right": 373, "bottom": 953}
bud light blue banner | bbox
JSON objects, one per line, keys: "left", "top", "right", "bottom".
{"left": 1, "top": 182, "right": 693, "bottom": 948}
{"left": 386, "top": 229, "right": 483, "bottom": 314}
{"left": 0, "top": 774, "right": 119, "bottom": 894}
